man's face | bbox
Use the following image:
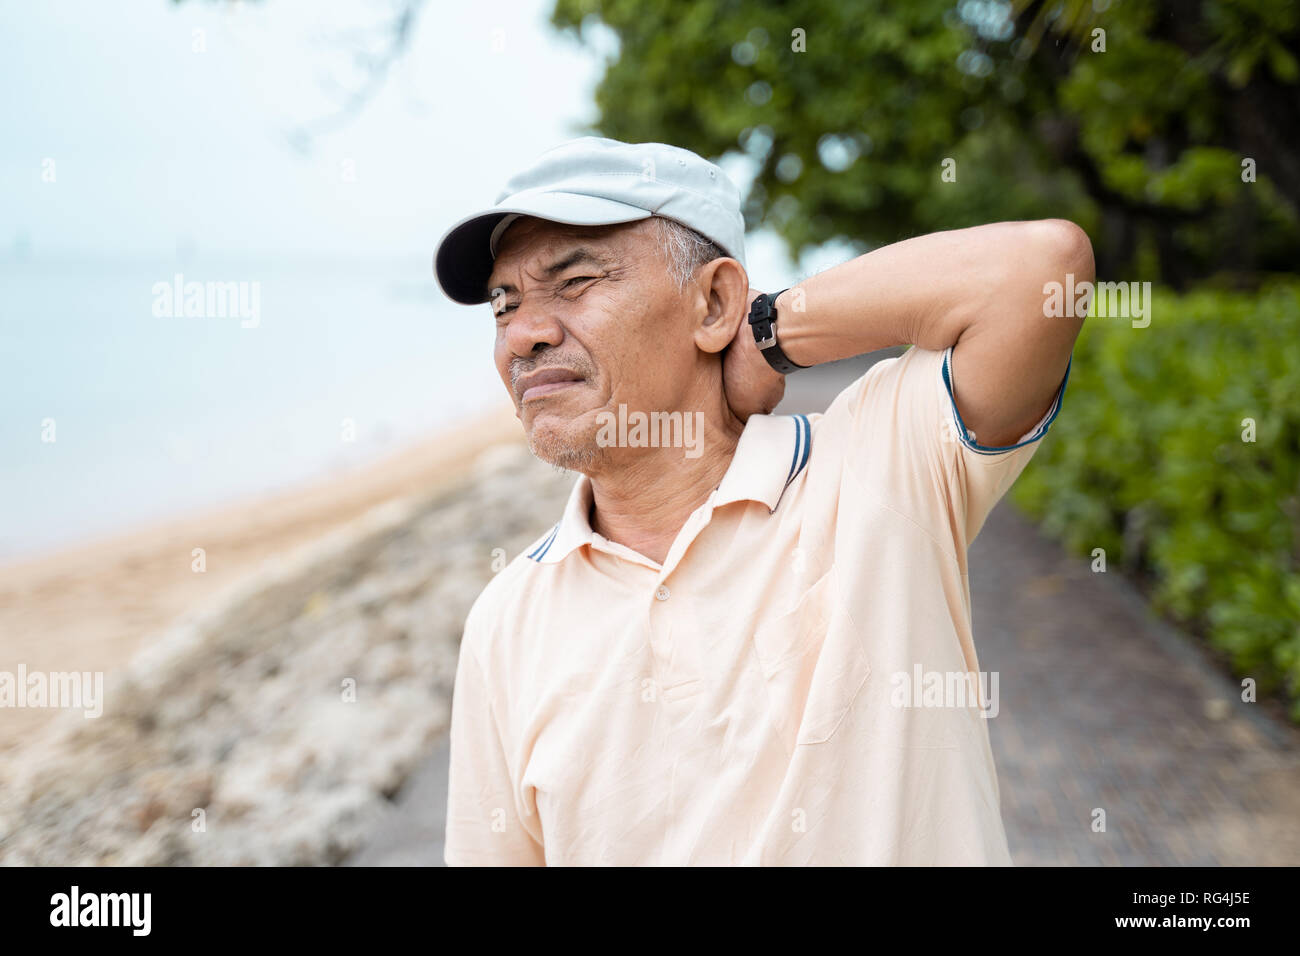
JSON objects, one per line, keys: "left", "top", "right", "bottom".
{"left": 487, "top": 216, "right": 694, "bottom": 472}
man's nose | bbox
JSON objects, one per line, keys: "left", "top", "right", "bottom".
{"left": 505, "top": 292, "right": 564, "bottom": 356}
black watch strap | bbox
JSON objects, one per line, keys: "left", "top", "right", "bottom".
{"left": 748, "top": 287, "right": 809, "bottom": 375}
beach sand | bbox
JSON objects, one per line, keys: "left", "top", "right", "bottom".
{"left": 0, "top": 400, "right": 525, "bottom": 759}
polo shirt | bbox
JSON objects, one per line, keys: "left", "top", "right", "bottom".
{"left": 444, "top": 344, "right": 1067, "bottom": 865}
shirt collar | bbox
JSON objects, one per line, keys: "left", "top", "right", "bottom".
{"left": 528, "top": 412, "right": 812, "bottom": 564}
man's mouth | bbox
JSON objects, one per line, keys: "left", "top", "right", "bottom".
{"left": 522, "top": 380, "right": 581, "bottom": 402}
{"left": 517, "top": 368, "right": 585, "bottom": 403}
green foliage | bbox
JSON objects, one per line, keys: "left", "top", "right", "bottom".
{"left": 1011, "top": 282, "right": 1300, "bottom": 718}
{"left": 550, "top": 0, "right": 1300, "bottom": 286}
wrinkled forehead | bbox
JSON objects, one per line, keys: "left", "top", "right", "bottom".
{"left": 488, "top": 217, "right": 654, "bottom": 288}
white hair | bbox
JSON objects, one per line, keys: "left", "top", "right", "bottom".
{"left": 653, "top": 216, "right": 726, "bottom": 292}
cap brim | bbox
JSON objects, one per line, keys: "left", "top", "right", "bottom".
{"left": 433, "top": 192, "right": 654, "bottom": 305}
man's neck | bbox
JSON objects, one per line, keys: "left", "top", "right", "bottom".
{"left": 587, "top": 413, "right": 744, "bottom": 567}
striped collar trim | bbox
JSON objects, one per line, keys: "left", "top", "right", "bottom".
{"left": 526, "top": 412, "right": 813, "bottom": 564}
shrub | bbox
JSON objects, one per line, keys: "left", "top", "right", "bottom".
{"left": 1013, "top": 280, "right": 1300, "bottom": 719}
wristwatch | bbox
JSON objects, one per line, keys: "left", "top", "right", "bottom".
{"left": 748, "top": 288, "right": 810, "bottom": 375}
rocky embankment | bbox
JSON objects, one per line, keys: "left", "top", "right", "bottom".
{"left": 0, "top": 442, "right": 573, "bottom": 865}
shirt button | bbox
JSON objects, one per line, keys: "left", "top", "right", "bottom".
{"left": 655, "top": 585, "right": 670, "bottom": 601}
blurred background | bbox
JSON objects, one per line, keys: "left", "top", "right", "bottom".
{"left": 1, "top": 0, "right": 1297, "bottom": 866}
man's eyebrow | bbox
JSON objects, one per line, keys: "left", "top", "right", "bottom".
{"left": 488, "top": 247, "right": 615, "bottom": 296}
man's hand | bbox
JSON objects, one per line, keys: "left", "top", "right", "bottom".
{"left": 721, "top": 288, "right": 787, "bottom": 423}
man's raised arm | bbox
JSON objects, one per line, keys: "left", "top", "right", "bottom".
{"left": 774, "top": 219, "right": 1093, "bottom": 447}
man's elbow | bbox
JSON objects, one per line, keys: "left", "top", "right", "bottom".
{"left": 1028, "top": 219, "right": 1094, "bottom": 341}
{"left": 1036, "top": 218, "right": 1096, "bottom": 291}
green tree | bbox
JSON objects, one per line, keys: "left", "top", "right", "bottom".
{"left": 550, "top": 0, "right": 1300, "bottom": 288}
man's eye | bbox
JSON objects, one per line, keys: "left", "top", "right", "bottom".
{"left": 494, "top": 277, "right": 597, "bottom": 317}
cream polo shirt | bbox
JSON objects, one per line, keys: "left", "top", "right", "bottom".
{"left": 445, "top": 345, "right": 1068, "bottom": 866}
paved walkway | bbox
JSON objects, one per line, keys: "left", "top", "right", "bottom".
{"left": 976, "top": 504, "right": 1300, "bottom": 864}
{"left": 349, "top": 353, "right": 1300, "bottom": 866}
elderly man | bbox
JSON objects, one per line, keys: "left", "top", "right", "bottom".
{"left": 433, "top": 136, "right": 1091, "bottom": 866}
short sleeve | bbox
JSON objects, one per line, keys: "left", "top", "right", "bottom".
{"left": 823, "top": 345, "right": 1068, "bottom": 551}
{"left": 444, "top": 626, "right": 546, "bottom": 867}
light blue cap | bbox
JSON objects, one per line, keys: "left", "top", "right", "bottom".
{"left": 433, "top": 136, "right": 746, "bottom": 304}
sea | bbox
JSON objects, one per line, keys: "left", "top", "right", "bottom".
{"left": 0, "top": 254, "right": 503, "bottom": 563}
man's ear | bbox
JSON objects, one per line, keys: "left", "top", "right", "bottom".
{"left": 692, "top": 257, "right": 749, "bottom": 356}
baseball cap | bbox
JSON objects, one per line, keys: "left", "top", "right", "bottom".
{"left": 432, "top": 136, "right": 747, "bottom": 305}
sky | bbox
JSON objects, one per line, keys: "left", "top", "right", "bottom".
{"left": 0, "top": 0, "right": 823, "bottom": 279}
{"left": 2, "top": 0, "right": 602, "bottom": 262}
